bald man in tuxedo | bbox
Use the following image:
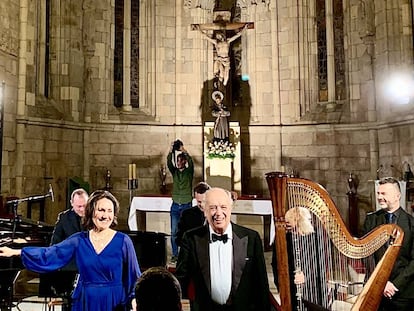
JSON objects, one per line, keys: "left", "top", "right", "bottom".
{"left": 176, "top": 187, "right": 270, "bottom": 311}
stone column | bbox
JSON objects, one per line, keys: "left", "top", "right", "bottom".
{"left": 16, "top": 0, "right": 29, "bottom": 196}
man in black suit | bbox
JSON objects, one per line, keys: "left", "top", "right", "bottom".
{"left": 51, "top": 188, "right": 88, "bottom": 245}
{"left": 176, "top": 182, "right": 210, "bottom": 247}
{"left": 45, "top": 188, "right": 88, "bottom": 310}
{"left": 363, "top": 177, "right": 414, "bottom": 311}
{"left": 176, "top": 187, "right": 270, "bottom": 311}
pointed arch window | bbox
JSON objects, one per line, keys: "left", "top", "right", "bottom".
{"left": 114, "top": 0, "right": 139, "bottom": 109}
{"left": 35, "top": 0, "right": 51, "bottom": 97}
{"left": 316, "top": 0, "right": 345, "bottom": 102}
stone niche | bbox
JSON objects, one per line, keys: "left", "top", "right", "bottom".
{"left": 203, "top": 121, "right": 241, "bottom": 193}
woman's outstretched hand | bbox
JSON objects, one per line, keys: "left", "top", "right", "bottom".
{"left": 0, "top": 246, "right": 21, "bottom": 257}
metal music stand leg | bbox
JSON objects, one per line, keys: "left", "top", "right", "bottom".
{"left": 39, "top": 271, "right": 76, "bottom": 311}
{"left": 0, "top": 269, "right": 19, "bottom": 311}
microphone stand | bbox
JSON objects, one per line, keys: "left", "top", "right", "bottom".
{"left": 10, "top": 201, "right": 19, "bottom": 241}
{"left": 6, "top": 189, "right": 53, "bottom": 241}
{"left": 3, "top": 187, "right": 53, "bottom": 310}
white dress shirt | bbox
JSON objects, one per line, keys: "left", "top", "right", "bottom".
{"left": 209, "top": 224, "right": 233, "bottom": 305}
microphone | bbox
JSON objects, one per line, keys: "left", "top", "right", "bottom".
{"left": 48, "top": 184, "right": 54, "bottom": 202}
{"left": 6, "top": 185, "right": 55, "bottom": 205}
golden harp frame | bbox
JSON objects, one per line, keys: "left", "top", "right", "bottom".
{"left": 266, "top": 172, "right": 404, "bottom": 311}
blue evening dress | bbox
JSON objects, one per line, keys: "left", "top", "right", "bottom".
{"left": 21, "top": 231, "right": 141, "bottom": 311}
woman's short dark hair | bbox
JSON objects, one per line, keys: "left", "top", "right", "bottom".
{"left": 135, "top": 267, "right": 182, "bottom": 311}
{"left": 82, "top": 190, "right": 120, "bottom": 230}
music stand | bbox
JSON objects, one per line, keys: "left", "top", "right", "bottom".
{"left": 39, "top": 270, "right": 78, "bottom": 311}
{"left": 0, "top": 269, "right": 19, "bottom": 311}
{"left": 123, "top": 231, "right": 167, "bottom": 270}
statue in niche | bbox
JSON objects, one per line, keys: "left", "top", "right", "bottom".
{"left": 211, "top": 90, "right": 230, "bottom": 141}
{"left": 358, "top": 0, "right": 375, "bottom": 39}
{"left": 195, "top": 24, "right": 248, "bottom": 86}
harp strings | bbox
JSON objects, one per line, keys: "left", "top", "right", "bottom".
{"left": 287, "top": 183, "right": 374, "bottom": 310}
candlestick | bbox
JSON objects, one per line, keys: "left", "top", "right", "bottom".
{"left": 128, "top": 164, "right": 133, "bottom": 179}
{"left": 160, "top": 164, "right": 167, "bottom": 194}
{"left": 132, "top": 164, "right": 136, "bottom": 179}
{"left": 105, "top": 169, "right": 112, "bottom": 191}
{"left": 128, "top": 178, "right": 138, "bottom": 190}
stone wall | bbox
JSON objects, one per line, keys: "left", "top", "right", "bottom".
{"left": 0, "top": 0, "right": 414, "bottom": 236}
{"left": 0, "top": 0, "right": 19, "bottom": 195}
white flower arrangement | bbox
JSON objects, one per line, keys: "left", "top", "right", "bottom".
{"left": 206, "top": 140, "right": 236, "bottom": 159}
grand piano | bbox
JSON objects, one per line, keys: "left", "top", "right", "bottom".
{"left": 0, "top": 216, "right": 54, "bottom": 310}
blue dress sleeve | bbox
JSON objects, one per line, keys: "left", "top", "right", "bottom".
{"left": 21, "top": 232, "right": 80, "bottom": 273}
{"left": 121, "top": 234, "right": 141, "bottom": 305}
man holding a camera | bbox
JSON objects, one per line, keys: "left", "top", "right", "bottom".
{"left": 167, "top": 140, "right": 194, "bottom": 263}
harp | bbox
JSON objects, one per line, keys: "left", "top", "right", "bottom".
{"left": 266, "top": 172, "right": 403, "bottom": 311}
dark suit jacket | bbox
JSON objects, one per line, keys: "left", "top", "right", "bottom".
{"left": 363, "top": 207, "right": 414, "bottom": 298}
{"left": 51, "top": 209, "right": 82, "bottom": 245}
{"left": 176, "top": 206, "right": 205, "bottom": 247}
{"left": 51, "top": 209, "right": 83, "bottom": 271}
{"left": 176, "top": 222, "right": 270, "bottom": 311}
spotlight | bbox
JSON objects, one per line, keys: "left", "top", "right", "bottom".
{"left": 384, "top": 72, "right": 414, "bottom": 105}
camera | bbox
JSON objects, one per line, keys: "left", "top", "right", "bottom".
{"left": 172, "top": 139, "right": 183, "bottom": 151}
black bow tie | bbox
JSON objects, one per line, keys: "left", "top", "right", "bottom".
{"left": 211, "top": 233, "right": 228, "bottom": 243}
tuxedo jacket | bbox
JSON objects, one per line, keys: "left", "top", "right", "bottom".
{"left": 363, "top": 207, "right": 414, "bottom": 298}
{"left": 176, "top": 222, "right": 270, "bottom": 311}
{"left": 176, "top": 206, "right": 205, "bottom": 247}
{"left": 51, "top": 209, "right": 83, "bottom": 245}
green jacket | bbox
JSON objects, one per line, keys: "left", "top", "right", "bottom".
{"left": 167, "top": 151, "right": 194, "bottom": 204}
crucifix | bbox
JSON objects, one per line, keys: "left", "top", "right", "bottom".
{"left": 192, "top": 11, "right": 254, "bottom": 88}
{"left": 196, "top": 11, "right": 251, "bottom": 194}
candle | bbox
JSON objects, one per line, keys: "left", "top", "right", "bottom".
{"left": 281, "top": 165, "right": 285, "bottom": 173}
{"left": 132, "top": 164, "right": 137, "bottom": 179}
{"left": 128, "top": 164, "right": 133, "bottom": 180}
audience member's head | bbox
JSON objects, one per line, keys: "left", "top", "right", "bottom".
{"left": 193, "top": 182, "right": 210, "bottom": 210}
{"left": 135, "top": 267, "right": 182, "bottom": 311}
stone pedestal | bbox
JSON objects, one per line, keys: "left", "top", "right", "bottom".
{"left": 207, "top": 158, "right": 233, "bottom": 190}
{"left": 203, "top": 121, "right": 241, "bottom": 192}
{"left": 209, "top": 158, "right": 232, "bottom": 176}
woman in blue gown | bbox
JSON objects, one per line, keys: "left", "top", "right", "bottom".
{"left": 0, "top": 190, "right": 141, "bottom": 311}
